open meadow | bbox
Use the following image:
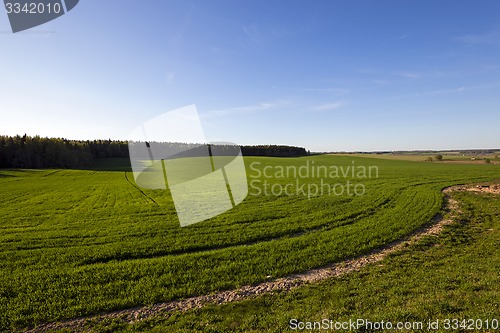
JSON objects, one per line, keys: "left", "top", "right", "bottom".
{"left": 0, "top": 155, "right": 499, "bottom": 332}
{"left": 340, "top": 152, "right": 500, "bottom": 164}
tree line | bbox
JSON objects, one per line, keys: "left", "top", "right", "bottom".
{"left": 0, "top": 135, "right": 308, "bottom": 169}
{"left": 241, "top": 145, "right": 308, "bottom": 157}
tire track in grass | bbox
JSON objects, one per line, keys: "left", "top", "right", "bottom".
{"left": 42, "top": 170, "right": 61, "bottom": 177}
{"left": 66, "top": 184, "right": 101, "bottom": 213}
{"left": 23, "top": 185, "right": 472, "bottom": 333}
{"left": 124, "top": 171, "right": 159, "bottom": 207}
{"left": 79, "top": 192, "right": 400, "bottom": 265}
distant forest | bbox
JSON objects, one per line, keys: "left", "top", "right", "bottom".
{"left": 0, "top": 135, "right": 308, "bottom": 169}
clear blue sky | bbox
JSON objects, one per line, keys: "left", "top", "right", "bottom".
{"left": 1, "top": 1, "right": 499, "bottom": 151}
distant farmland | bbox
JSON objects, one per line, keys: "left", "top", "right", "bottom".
{"left": 0, "top": 155, "right": 499, "bottom": 331}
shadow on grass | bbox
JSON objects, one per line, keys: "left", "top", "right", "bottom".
{"left": 83, "top": 158, "right": 132, "bottom": 172}
{"left": 1, "top": 159, "right": 132, "bottom": 173}
{"left": 0, "top": 173, "right": 17, "bottom": 178}
{"left": 0, "top": 169, "right": 41, "bottom": 177}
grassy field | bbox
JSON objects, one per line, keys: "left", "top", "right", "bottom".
{"left": 0, "top": 156, "right": 499, "bottom": 331}
{"left": 342, "top": 152, "right": 500, "bottom": 164}
{"left": 85, "top": 187, "right": 500, "bottom": 332}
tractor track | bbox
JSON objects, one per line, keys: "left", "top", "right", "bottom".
{"left": 23, "top": 184, "right": 488, "bottom": 333}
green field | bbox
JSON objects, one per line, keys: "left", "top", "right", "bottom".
{"left": 89, "top": 187, "right": 500, "bottom": 333}
{"left": 0, "top": 156, "right": 499, "bottom": 332}
{"left": 342, "top": 152, "right": 500, "bottom": 164}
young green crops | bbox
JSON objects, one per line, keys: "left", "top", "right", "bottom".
{"left": 0, "top": 155, "right": 498, "bottom": 331}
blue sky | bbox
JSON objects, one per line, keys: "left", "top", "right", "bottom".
{"left": 1, "top": 1, "right": 499, "bottom": 151}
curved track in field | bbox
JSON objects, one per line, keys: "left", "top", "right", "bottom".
{"left": 24, "top": 185, "right": 476, "bottom": 333}
{"left": 124, "top": 171, "right": 160, "bottom": 206}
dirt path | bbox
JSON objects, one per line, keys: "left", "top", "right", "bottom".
{"left": 451, "top": 183, "right": 500, "bottom": 195}
{"left": 24, "top": 184, "right": 491, "bottom": 333}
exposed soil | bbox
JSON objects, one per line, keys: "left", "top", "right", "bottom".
{"left": 23, "top": 184, "right": 496, "bottom": 333}
{"left": 450, "top": 183, "right": 500, "bottom": 194}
